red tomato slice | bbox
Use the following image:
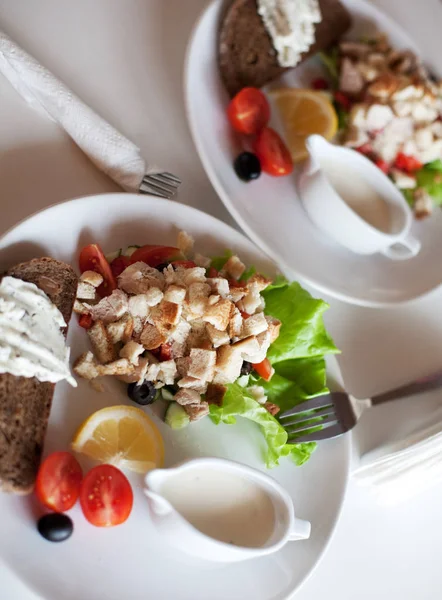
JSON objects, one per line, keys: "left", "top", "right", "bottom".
{"left": 254, "top": 128, "right": 293, "bottom": 177}
{"left": 207, "top": 267, "right": 218, "bottom": 278}
{"left": 227, "top": 87, "right": 270, "bottom": 135}
{"left": 252, "top": 358, "right": 273, "bottom": 382}
{"left": 171, "top": 260, "right": 197, "bottom": 269}
{"left": 110, "top": 255, "right": 131, "bottom": 278}
{"left": 80, "top": 464, "right": 133, "bottom": 527}
{"left": 79, "top": 244, "right": 117, "bottom": 297}
{"left": 394, "top": 152, "right": 422, "bottom": 173}
{"left": 130, "top": 245, "right": 182, "bottom": 267}
{"left": 78, "top": 314, "right": 93, "bottom": 329}
{"left": 35, "top": 451, "right": 83, "bottom": 512}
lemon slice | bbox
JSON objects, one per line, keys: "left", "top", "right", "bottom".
{"left": 72, "top": 405, "right": 164, "bottom": 474}
{"left": 270, "top": 88, "right": 338, "bottom": 163}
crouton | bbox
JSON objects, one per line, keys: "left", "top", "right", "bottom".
{"left": 223, "top": 255, "right": 246, "bottom": 280}
{"left": 207, "top": 277, "right": 229, "bottom": 298}
{"left": 132, "top": 316, "right": 144, "bottom": 340}
{"left": 187, "top": 348, "right": 216, "bottom": 381}
{"left": 194, "top": 253, "right": 211, "bottom": 268}
{"left": 177, "top": 376, "right": 208, "bottom": 392}
{"left": 73, "top": 299, "right": 89, "bottom": 315}
{"left": 80, "top": 270, "right": 103, "bottom": 288}
{"left": 229, "top": 285, "right": 248, "bottom": 303}
{"left": 264, "top": 402, "right": 280, "bottom": 416}
{"left": 73, "top": 351, "right": 100, "bottom": 380}
{"left": 145, "top": 287, "right": 163, "bottom": 306}
{"left": 188, "top": 282, "right": 210, "bottom": 317}
{"left": 202, "top": 298, "right": 232, "bottom": 331}
{"left": 175, "top": 356, "right": 190, "bottom": 378}
{"left": 106, "top": 314, "right": 134, "bottom": 344}
{"left": 175, "top": 388, "right": 201, "bottom": 406}
{"left": 158, "top": 359, "right": 177, "bottom": 385}
{"left": 163, "top": 264, "right": 176, "bottom": 285}
{"left": 145, "top": 363, "right": 161, "bottom": 382}
{"left": 241, "top": 282, "right": 262, "bottom": 315}
{"left": 177, "top": 230, "right": 194, "bottom": 257}
{"left": 213, "top": 345, "right": 243, "bottom": 384}
{"left": 184, "top": 401, "right": 209, "bottom": 421}
{"left": 228, "top": 306, "right": 243, "bottom": 338}
{"left": 76, "top": 281, "right": 97, "bottom": 301}
{"left": 98, "top": 358, "right": 135, "bottom": 377}
{"left": 119, "top": 340, "right": 145, "bottom": 365}
{"left": 118, "top": 262, "right": 165, "bottom": 294}
{"left": 87, "top": 320, "right": 117, "bottom": 364}
{"left": 255, "top": 297, "right": 266, "bottom": 313}
{"left": 243, "top": 330, "right": 272, "bottom": 363}
{"left": 241, "top": 313, "right": 268, "bottom": 337}
{"left": 266, "top": 316, "right": 281, "bottom": 343}
{"left": 206, "top": 383, "right": 227, "bottom": 406}
{"left": 169, "top": 319, "right": 191, "bottom": 357}
{"left": 140, "top": 323, "right": 167, "bottom": 350}
{"left": 180, "top": 267, "right": 207, "bottom": 286}
{"left": 128, "top": 294, "right": 150, "bottom": 319}
{"left": 187, "top": 320, "right": 211, "bottom": 349}
{"left": 117, "top": 356, "right": 150, "bottom": 383}
{"left": 206, "top": 323, "right": 230, "bottom": 348}
{"left": 156, "top": 300, "right": 182, "bottom": 327}
{"left": 164, "top": 285, "right": 186, "bottom": 304}
{"left": 248, "top": 273, "right": 272, "bottom": 292}
{"left": 85, "top": 289, "right": 128, "bottom": 323}
{"left": 208, "top": 294, "right": 220, "bottom": 306}
{"left": 232, "top": 336, "right": 260, "bottom": 358}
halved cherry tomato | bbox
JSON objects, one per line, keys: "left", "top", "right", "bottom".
{"left": 394, "top": 152, "right": 422, "bottom": 173}
{"left": 375, "top": 159, "right": 390, "bottom": 174}
{"left": 159, "top": 343, "right": 172, "bottom": 361}
{"left": 79, "top": 244, "right": 117, "bottom": 297}
{"left": 312, "top": 77, "right": 329, "bottom": 90}
{"left": 207, "top": 267, "right": 218, "bottom": 278}
{"left": 229, "top": 278, "right": 244, "bottom": 288}
{"left": 171, "top": 260, "right": 197, "bottom": 269}
{"left": 356, "top": 142, "right": 373, "bottom": 156}
{"left": 78, "top": 314, "right": 93, "bottom": 329}
{"left": 227, "top": 87, "right": 270, "bottom": 135}
{"left": 110, "top": 255, "right": 131, "bottom": 278}
{"left": 254, "top": 127, "right": 293, "bottom": 177}
{"left": 252, "top": 358, "right": 273, "bottom": 382}
{"left": 334, "top": 91, "right": 351, "bottom": 111}
{"left": 35, "top": 452, "right": 83, "bottom": 512}
{"left": 240, "top": 311, "right": 250, "bottom": 319}
{"left": 79, "top": 464, "right": 133, "bottom": 527}
{"left": 130, "top": 245, "right": 182, "bottom": 268}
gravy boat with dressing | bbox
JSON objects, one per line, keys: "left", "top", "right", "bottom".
{"left": 144, "top": 457, "right": 311, "bottom": 563}
{"left": 298, "top": 135, "right": 421, "bottom": 260}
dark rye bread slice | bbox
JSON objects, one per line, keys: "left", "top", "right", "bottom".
{"left": 0, "top": 258, "right": 78, "bottom": 494}
{"left": 219, "top": 0, "right": 352, "bottom": 97}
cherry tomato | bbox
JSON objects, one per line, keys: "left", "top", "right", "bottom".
{"left": 394, "top": 153, "right": 422, "bottom": 173}
{"left": 80, "top": 464, "right": 133, "bottom": 527}
{"left": 130, "top": 245, "right": 182, "bottom": 268}
{"left": 110, "top": 255, "right": 131, "bottom": 278}
{"left": 171, "top": 260, "right": 197, "bottom": 269}
{"left": 356, "top": 143, "right": 373, "bottom": 156}
{"left": 253, "top": 358, "right": 273, "bottom": 382}
{"left": 207, "top": 267, "right": 219, "bottom": 278}
{"left": 159, "top": 343, "right": 172, "bottom": 361}
{"left": 334, "top": 91, "right": 351, "bottom": 111}
{"left": 254, "top": 128, "right": 293, "bottom": 177}
{"left": 240, "top": 310, "right": 250, "bottom": 319}
{"left": 35, "top": 452, "right": 83, "bottom": 512}
{"left": 312, "top": 77, "right": 329, "bottom": 90}
{"left": 375, "top": 159, "right": 390, "bottom": 174}
{"left": 227, "top": 87, "right": 270, "bottom": 135}
{"left": 79, "top": 244, "right": 117, "bottom": 297}
{"left": 78, "top": 314, "right": 93, "bottom": 329}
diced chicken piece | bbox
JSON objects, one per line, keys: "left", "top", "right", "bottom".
{"left": 188, "top": 282, "right": 210, "bottom": 317}
{"left": 207, "top": 277, "right": 229, "bottom": 298}
{"left": 248, "top": 385, "right": 267, "bottom": 404}
{"left": 390, "top": 169, "right": 417, "bottom": 189}
{"left": 357, "top": 62, "right": 379, "bottom": 82}
{"left": 242, "top": 330, "right": 271, "bottom": 363}
{"left": 76, "top": 281, "right": 98, "bottom": 301}
{"left": 119, "top": 340, "right": 145, "bottom": 365}
{"left": 74, "top": 351, "right": 100, "bottom": 380}
{"left": 73, "top": 299, "right": 89, "bottom": 315}
{"left": 179, "top": 267, "right": 207, "bottom": 286}
{"left": 128, "top": 294, "right": 150, "bottom": 319}
{"left": 187, "top": 348, "right": 216, "bottom": 381}
{"left": 145, "top": 363, "right": 161, "bottom": 382}
{"left": 79, "top": 270, "right": 103, "bottom": 288}
{"left": 98, "top": 358, "right": 135, "bottom": 377}
{"left": 194, "top": 253, "right": 211, "bottom": 268}
{"left": 228, "top": 306, "right": 243, "bottom": 339}
{"left": 223, "top": 255, "right": 246, "bottom": 280}
{"left": 367, "top": 72, "right": 399, "bottom": 100}
{"left": 339, "top": 57, "right": 365, "bottom": 97}
{"left": 158, "top": 359, "right": 177, "bottom": 385}
{"left": 117, "top": 357, "right": 150, "bottom": 384}
{"left": 184, "top": 401, "right": 209, "bottom": 422}
{"left": 241, "top": 313, "right": 268, "bottom": 337}
{"left": 365, "top": 104, "right": 394, "bottom": 132}
{"left": 177, "top": 231, "right": 194, "bottom": 257}
{"left": 392, "top": 101, "right": 413, "bottom": 118}
{"left": 87, "top": 320, "right": 117, "bottom": 364}
{"left": 392, "top": 84, "right": 424, "bottom": 102}
{"left": 106, "top": 314, "right": 134, "bottom": 344}
{"left": 430, "top": 121, "right": 442, "bottom": 138}
{"left": 177, "top": 376, "right": 208, "bottom": 392}
{"left": 232, "top": 335, "right": 260, "bottom": 359}
{"left": 339, "top": 40, "right": 370, "bottom": 59}
{"left": 140, "top": 323, "right": 167, "bottom": 350}
{"left": 118, "top": 262, "right": 164, "bottom": 294}
{"left": 85, "top": 289, "right": 128, "bottom": 323}
{"left": 206, "top": 383, "right": 227, "bottom": 406}
{"left": 241, "top": 282, "right": 262, "bottom": 315}
{"left": 213, "top": 345, "right": 244, "bottom": 384}
{"left": 145, "top": 287, "right": 164, "bottom": 307}
{"left": 202, "top": 298, "right": 232, "bottom": 331}
{"left": 265, "top": 316, "right": 282, "bottom": 343}
{"left": 164, "top": 285, "right": 186, "bottom": 304}
{"left": 418, "top": 139, "right": 442, "bottom": 164}
{"left": 175, "top": 388, "right": 201, "bottom": 406}
{"left": 208, "top": 294, "right": 220, "bottom": 306}
{"left": 264, "top": 402, "right": 280, "bottom": 416}
{"left": 132, "top": 316, "right": 145, "bottom": 340}
{"left": 206, "top": 323, "right": 230, "bottom": 348}
{"left": 412, "top": 103, "right": 438, "bottom": 124}
{"left": 414, "top": 188, "right": 433, "bottom": 219}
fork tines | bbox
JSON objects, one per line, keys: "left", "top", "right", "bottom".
{"left": 279, "top": 395, "right": 340, "bottom": 444}
{"left": 140, "top": 172, "right": 181, "bottom": 199}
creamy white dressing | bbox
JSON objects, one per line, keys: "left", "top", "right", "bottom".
{"left": 320, "top": 155, "right": 392, "bottom": 233}
{"left": 257, "top": 0, "right": 322, "bottom": 68}
{"left": 0, "top": 277, "right": 76, "bottom": 386}
{"left": 160, "top": 468, "right": 275, "bottom": 548}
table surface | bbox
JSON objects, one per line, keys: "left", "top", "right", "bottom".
{"left": 1, "top": 0, "right": 442, "bottom": 598}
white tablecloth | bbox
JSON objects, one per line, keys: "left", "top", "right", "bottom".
{"left": 1, "top": 0, "right": 442, "bottom": 597}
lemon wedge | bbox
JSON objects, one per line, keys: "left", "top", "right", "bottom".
{"left": 270, "top": 88, "right": 338, "bottom": 163}
{"left": 72, "top": 405, "right": 164, "bottom": 474}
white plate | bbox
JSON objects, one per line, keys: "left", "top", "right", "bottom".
{"left": 0, "top": 194, "right": 350, "bottom": 600}
{"left": 184, "top": 0, "right": 442, "bottom": 307}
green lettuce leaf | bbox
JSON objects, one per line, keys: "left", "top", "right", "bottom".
{"left": 416, "top": 161, "right": 442, "bottom": 205}
{"left": 210, "top": 250, "right": 233, "bottom": 271}
{"left": 318, "top": 48, "right": 339, "bottom": 86}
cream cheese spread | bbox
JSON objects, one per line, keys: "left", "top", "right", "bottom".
{"left": 257, "top": 0, "right": 322, "bottom": 68}
{"left": 0, "top": 276, "right": 76, "bottom": 386}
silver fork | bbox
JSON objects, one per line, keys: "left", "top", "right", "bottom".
{"left": 280, "top": 370, "right": 442, "bottom": 443}
{"left": 139, "top": 172, "right": 181, "bottom": 199}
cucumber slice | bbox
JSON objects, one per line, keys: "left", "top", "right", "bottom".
{"left": 123, "top": 245, "right": 140, "bottom": 257}
{"left": 105, "top": 249, "right": 121, "bottom": 263}
{"left": 164, "top": 402, "right": 190, "bottom": 430}
{"left": 161, "top": 388, "right": 175, "bottom": 402}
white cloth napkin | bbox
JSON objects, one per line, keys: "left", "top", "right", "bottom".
{"left": 0, "top": 30, "right": 158, "bottom": 192}
{"left": 353, "top": 406, "right": 442, "bottom": 505}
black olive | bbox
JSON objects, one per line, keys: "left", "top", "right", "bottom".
{"left": 37, "top": 513, "right": 73, "bottom": 542}
{"left": 155, "top": 262, "right": 170, "bottom": 272}
{"left": 127, "top": 381, "right": 157, "bottom": 405}
{"left": 240, "top": 361, "right": 253, "bottom": 376}
{"left": 233, "top": 152, "right": 261, "bottom": 182}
